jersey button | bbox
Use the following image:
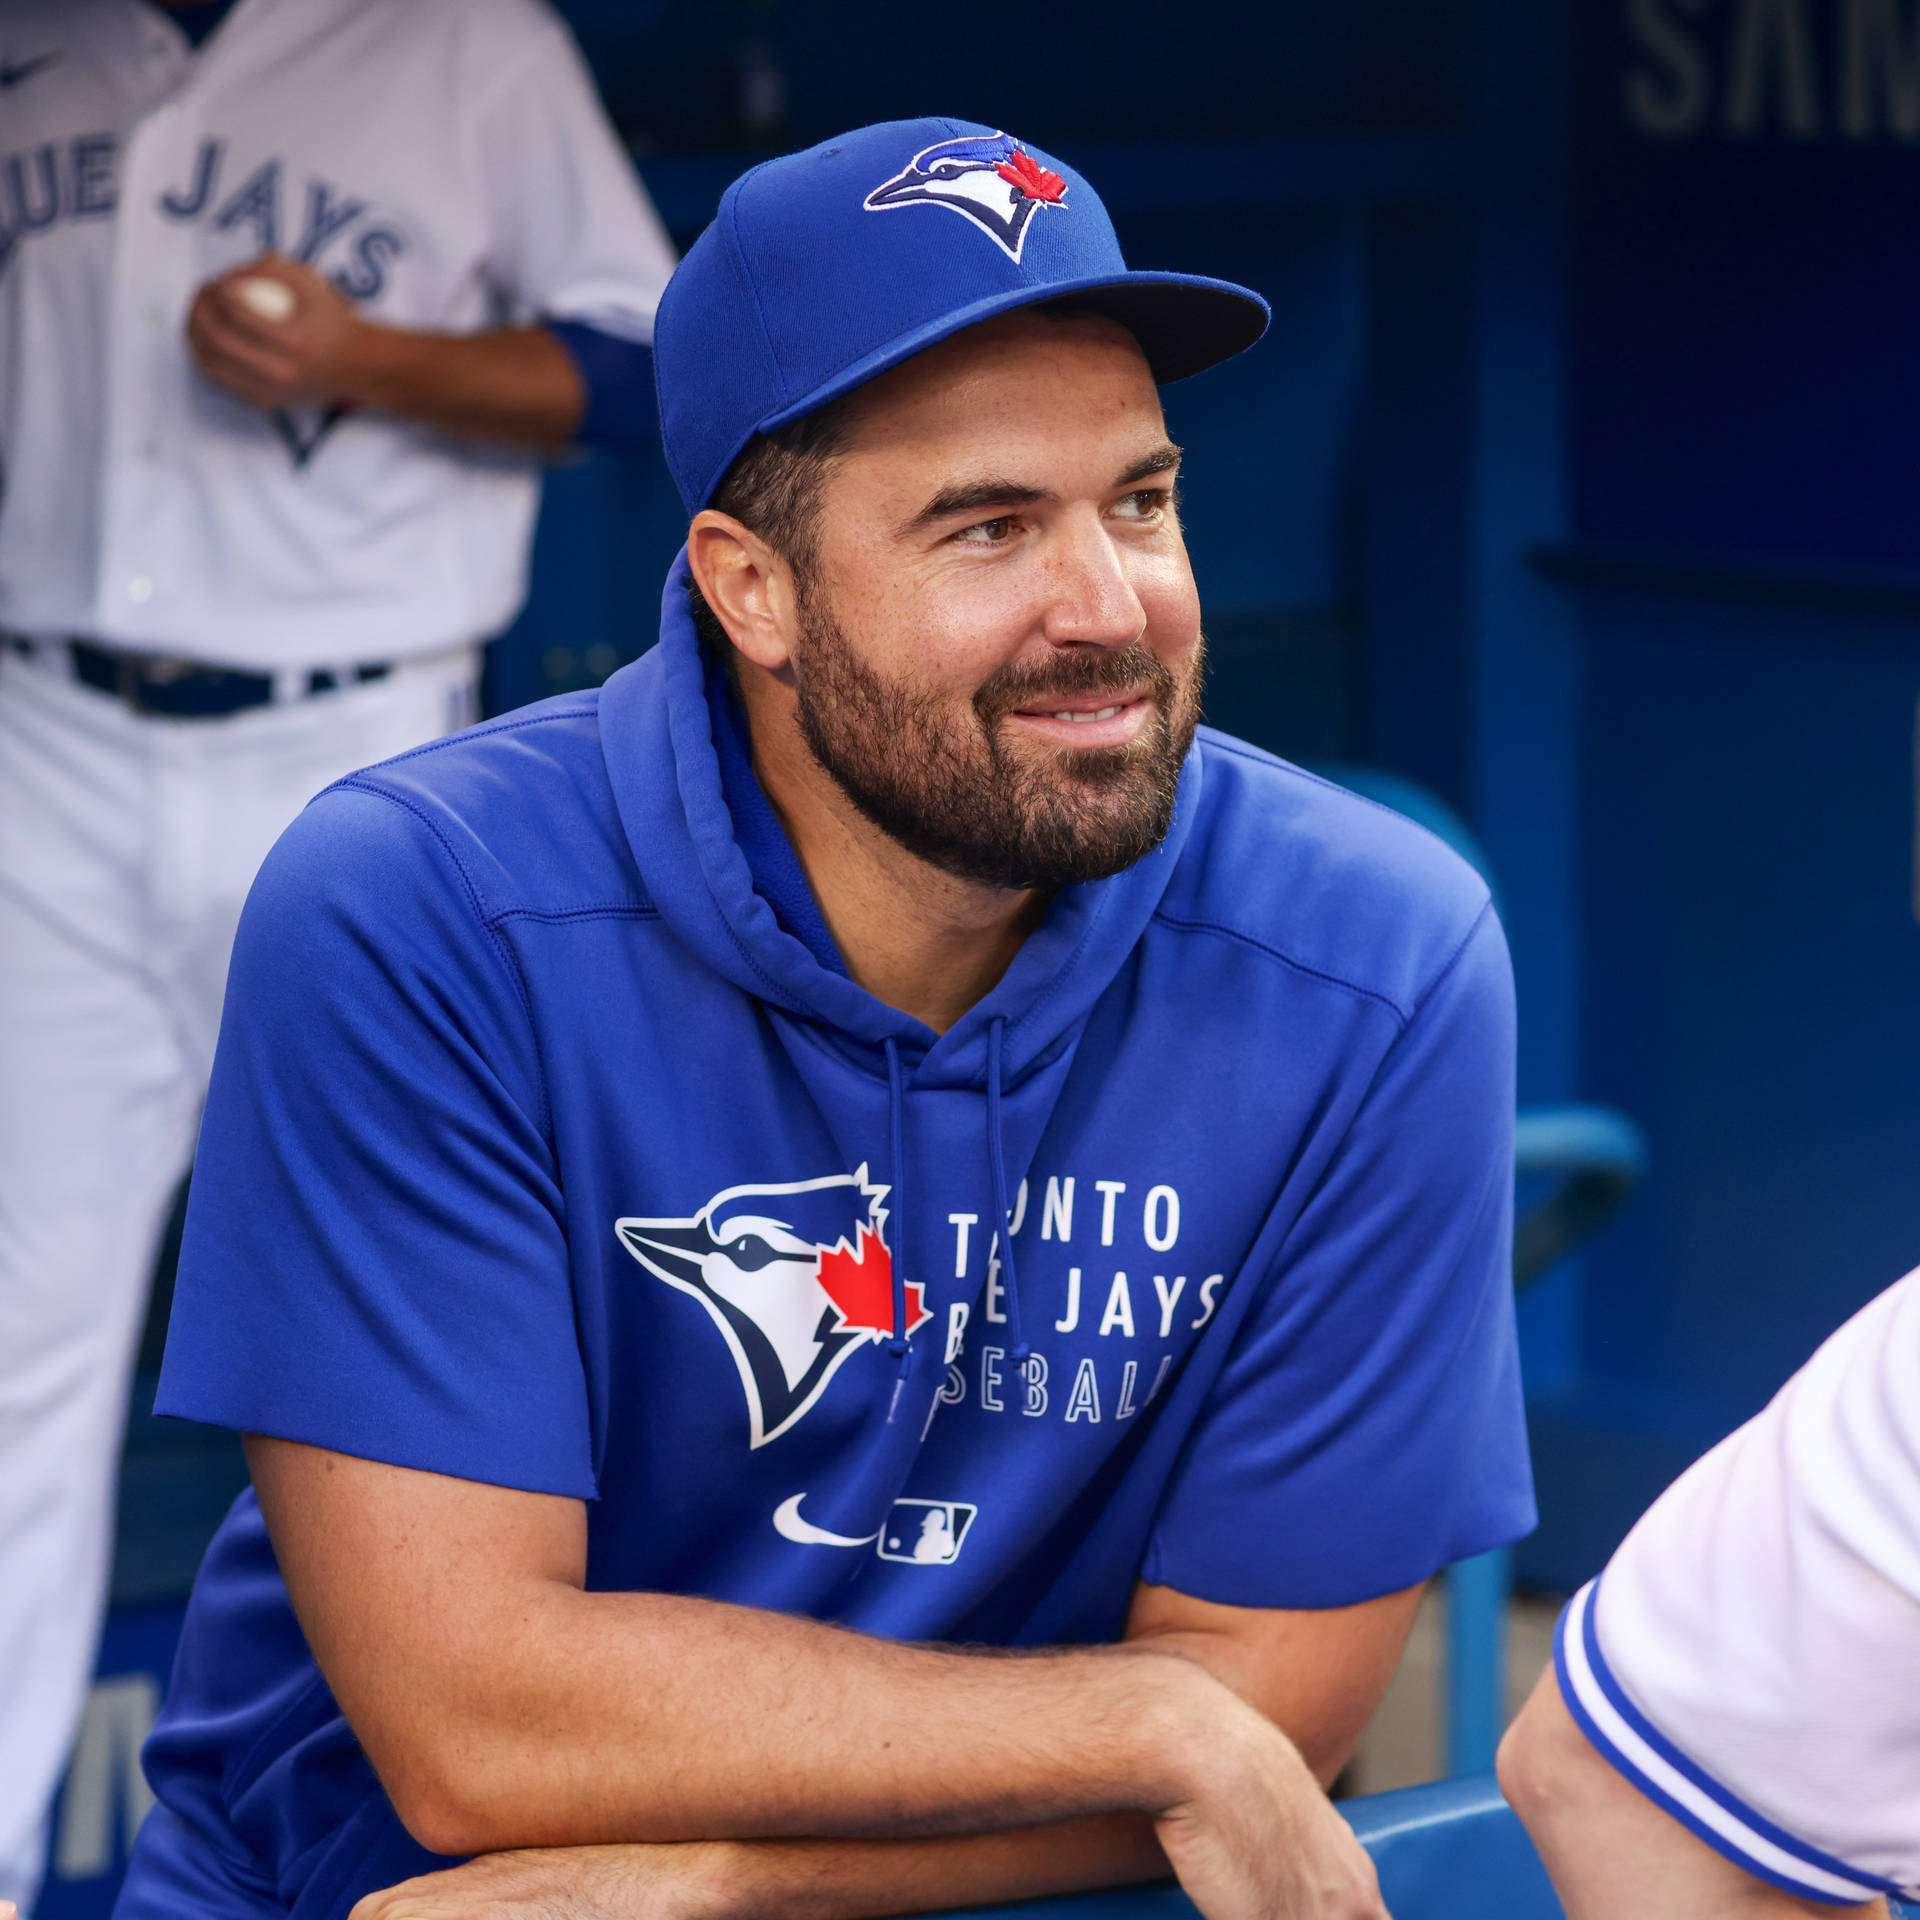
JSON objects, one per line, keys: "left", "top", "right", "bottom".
{"left": 128, "top": 576, "right": 154, "bottom": 604}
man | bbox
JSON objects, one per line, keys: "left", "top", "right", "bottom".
{"left": 0, "top": 0, "right": 674, "bottom": 1907}
{"left": 121, "top": 119, "right": 1532, "bottom": 1920}
{"left": 1501, "top": 1266, "right": 1920, "bottom": 1918}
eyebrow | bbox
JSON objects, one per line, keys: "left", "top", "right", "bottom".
{"left": 901, "top": 440, "right": 1185, "bottom": 537}
{"left": 904, "top": 477, "right": 1051, "bottom": 534}
{"left": 1114, "top": 442, "right": 1183, "bottom": 487}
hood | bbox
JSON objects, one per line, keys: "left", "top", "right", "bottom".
{"left": 597, "top": 549, "right": 1200, "bottom": 1096}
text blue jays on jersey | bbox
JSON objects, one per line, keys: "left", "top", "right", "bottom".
{"left": 1, "top": 133, "right": 405, "bottom": 298}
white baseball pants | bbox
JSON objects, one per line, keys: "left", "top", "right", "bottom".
{"left": 0, "top": 641, "right": 478, "bottom": 1913}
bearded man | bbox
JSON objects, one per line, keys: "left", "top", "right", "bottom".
{"left": 119, "top": 120, "right": 1532, "bottom": 1920}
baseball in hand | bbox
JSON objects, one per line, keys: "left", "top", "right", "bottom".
{"left": 235, "top": 276, "right": 297, "bottom": 323}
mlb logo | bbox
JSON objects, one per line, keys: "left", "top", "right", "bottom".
{"left": 877, "top": 1499, "right": 978, "bottom": 1566}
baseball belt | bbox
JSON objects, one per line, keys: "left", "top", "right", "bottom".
{"left": 5, "top": 633, "right": 392, "bottom": 720}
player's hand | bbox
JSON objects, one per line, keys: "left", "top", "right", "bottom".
{"left": 1153, "top": 1693, "right": 1390, "bottom": 1920}
{"left": 348, "top": 1843, "right": 736, "bottom": 1920}
{"left": 186, "top": 254, "right": 369, "bottom": 412}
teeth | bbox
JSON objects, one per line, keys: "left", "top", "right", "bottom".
{"left": 1048, "top": 705, "right": 1124, "bottom": 723}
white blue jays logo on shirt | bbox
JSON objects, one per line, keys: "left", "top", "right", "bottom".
{"left": 617, "top": 1168, "right": 932, "bottom": 1448}
{"left": 863, "top": 132, "right": 1067, "bottom": 262}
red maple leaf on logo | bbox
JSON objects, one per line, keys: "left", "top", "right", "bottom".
{"left": 996, "top": 150, "right": 1066, "bottom": 205}
{"left": 816, "top": 1223, "right": 931, "bottom": 1339}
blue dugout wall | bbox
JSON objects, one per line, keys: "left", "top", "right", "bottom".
{"left": 1525, "top": 0, "right": 1920, "bottom": 1585}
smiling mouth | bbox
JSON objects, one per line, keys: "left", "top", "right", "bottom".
{"left": 997, "top": 693, "right": 1161, "bottom": 755}
{"left": 1008, "top": 692, "right": 1151, "bottom": 722}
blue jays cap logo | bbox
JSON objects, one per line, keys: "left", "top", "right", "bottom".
{"left": 863, "top": 131, "right": 1068, "bottom": 263}
{"left": 617, "top": 1168, "right": 933, "bottom": 1448}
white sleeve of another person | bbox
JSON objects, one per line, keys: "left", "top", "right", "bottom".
{"left": 1555, "top": 1266, "right": 1920, "bottom": 1907}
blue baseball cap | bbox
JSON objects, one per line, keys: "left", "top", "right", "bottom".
{"left": 654, "top": 117, "right": 1270, "bottom": 514}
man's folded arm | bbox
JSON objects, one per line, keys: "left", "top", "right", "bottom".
{"left": 343, "top": 1578, "right": 1419, "bottom": 1920}
{"left": 249, "top": 1436, "right": 1413, "bottom": 1907}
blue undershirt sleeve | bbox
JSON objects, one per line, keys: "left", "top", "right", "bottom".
{"left": 1143, "top": 902, "right": 1534, "bottom": 1609}
{"left": 154, "top": 785, "right": 594, "bottom": 1499}
{"left": 545, "top": 319, "right": 660, "bottom": 451}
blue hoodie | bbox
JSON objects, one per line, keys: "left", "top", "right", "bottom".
{"left": 132, "top": 557, "right": 1532, "bottom": 1920}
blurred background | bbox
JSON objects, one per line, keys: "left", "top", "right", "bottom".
{"left": 51, "top": 0, "right": 1920, "bottom": 1904}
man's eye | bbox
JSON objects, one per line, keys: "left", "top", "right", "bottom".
{"left": 954, "top": 516, "right": 1017, "bottom": 546}
{"left": 1114, "top": 489, "right": 1170, "bottom": 521}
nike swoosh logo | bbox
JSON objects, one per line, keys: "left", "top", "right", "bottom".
{"left": 772, "top": 1493, "right": 880, "bottom": 1549}
{"left": 0, "top": 51, "right": 60, "bottom": 89}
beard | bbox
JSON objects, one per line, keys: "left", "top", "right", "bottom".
{"left": 787, "top": 592, "right": 1203, "bottom": 892}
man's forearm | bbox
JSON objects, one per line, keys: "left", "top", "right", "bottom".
{"left": 705, "top": 1816, "right": 1169, "bottom": 1918}
{"left": 360, "top": 1584, "right": 1217, "bottom": 1857}
{"left": 333, "top": 323, "right": 585, "bottom": 448}
{"left": 354, "top": 1817, "right": 1168, "bottom": 1920}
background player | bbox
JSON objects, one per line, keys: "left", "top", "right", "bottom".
{"left": 1500, "top": 1266, "right": 1920, "bottom": 1917}
{"left": 0, "top": 1, "right": 674, "bottom": 1907}
{"left": 119, "top": 118, "right": 1531, "bottom": 1920}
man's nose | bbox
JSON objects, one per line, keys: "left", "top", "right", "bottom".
{"left": 1037, "top": 511, "right": 1148, "bottom": 650}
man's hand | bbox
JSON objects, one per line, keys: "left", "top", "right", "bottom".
{"left": 182, "top": 257, "right": 586, "bottom": 448}
{"left": 1156, "top": 1700, "right": 1387, "bottom": 1920}
{"left": 186, "top": 255, "right": 365, "bottom": 411}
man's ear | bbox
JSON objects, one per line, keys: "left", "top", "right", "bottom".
{"left": 687, "top": 511, "right": 798, "bottom": 674}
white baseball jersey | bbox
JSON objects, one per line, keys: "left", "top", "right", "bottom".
{"left": 0, "top": 0, "right": 676, "bottom": 668}
{"left": 1557, "top": 1265, "right": 1920, "bottom": 1907}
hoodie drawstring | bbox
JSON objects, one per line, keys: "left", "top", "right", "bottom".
{"left": 985, "top": 1019, "right": 1032, "bottom": 1373}
{"left": 883, "top": 1022, "right": 1030, "bottom": 1425}
{"left": 883, "top": 1038, "right": 914, "bottom": 1419}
